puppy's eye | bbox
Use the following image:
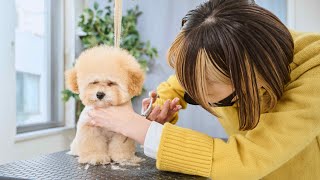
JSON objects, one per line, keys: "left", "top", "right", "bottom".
{"left": 107, "top": 81, "right": 117, "bottom": 86}
{"left": 91, "top": 81, "right": 99, "bottom": 85}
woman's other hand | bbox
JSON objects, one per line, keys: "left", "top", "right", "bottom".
{"left": 142, "top": 91, "right": 182, "bottom": 124}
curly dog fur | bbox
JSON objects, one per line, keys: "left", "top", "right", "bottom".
{"left": 65, "top": 46, "right": 144, "bottom": 165}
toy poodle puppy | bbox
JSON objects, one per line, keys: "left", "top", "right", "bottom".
{"left": 65, "top": 46, "right": 145, "bottom": 165}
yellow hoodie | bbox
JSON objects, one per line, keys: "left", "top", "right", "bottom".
{"left": 153, "top": 31, "right": 320, "bottom": 180}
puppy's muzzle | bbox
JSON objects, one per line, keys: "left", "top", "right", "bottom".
{"left": 96, "top": 92, "right": 105, "bottom": 100}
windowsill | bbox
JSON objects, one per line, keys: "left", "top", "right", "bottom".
{"left": 15, "top": 126, "right": 75, "bottom": 143}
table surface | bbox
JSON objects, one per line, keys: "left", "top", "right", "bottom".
{"left": 0, "top": 148, "right": 208, "bottom": 180}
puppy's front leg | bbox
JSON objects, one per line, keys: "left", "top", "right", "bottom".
{"left": 73, "top": 108, "right": 111, "bottom": 165}
{"left": 76, "top": 124, "right": 111, "bottom": 165}
{"left": 108, "top": 133, "right": 142, "bottom": 163}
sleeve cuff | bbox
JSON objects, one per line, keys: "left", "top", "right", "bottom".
{"left": 143, "top": 121, "right": 164, "bottom": 159}
{"left": 156, "top": 123, "right": 214, "bottom": 177}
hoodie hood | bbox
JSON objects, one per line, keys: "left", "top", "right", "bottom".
{"left": 290, "top": 31, "right": 320, "bottom": 82}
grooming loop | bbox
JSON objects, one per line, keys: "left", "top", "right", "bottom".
{"left": 114, "top": 0, "right": 123, "bottom": 48}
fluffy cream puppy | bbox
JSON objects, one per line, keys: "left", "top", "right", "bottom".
{"left": 65, "top": 46, "right": 144, "bottom": 165}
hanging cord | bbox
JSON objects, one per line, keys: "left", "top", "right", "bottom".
{"left": 114, "top": 0, "right": 123, "bottom": 48}
{"left": 115, "top": 0, "right": 129, "bottom": 143}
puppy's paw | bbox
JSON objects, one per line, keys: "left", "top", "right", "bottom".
{"left": 126, "top": 155, "right": 145, "bottom": 166}
{"left": 78, "top": 154, "right": 111, "bottom": 165}
{"left": 110, "top": 154, "right": 132, "bottom": 163}
{"left": 129, "top": 156, "right": 145, "bottom": 164}
{"left": 114, "top": 155, "right": 145, "bottom": 166}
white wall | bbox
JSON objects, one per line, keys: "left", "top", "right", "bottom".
{"left": 288, "top": 0, "right": 320, "bottom": 32}
{"left": 0, "top": 0, "right": 16, "bottom": 164}
{"left": 0, "top": 0, "right": 75, "bottom": 165}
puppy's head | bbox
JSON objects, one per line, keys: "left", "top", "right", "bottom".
{"left": 65, "top": 46, "right": 145, "bottom": 108}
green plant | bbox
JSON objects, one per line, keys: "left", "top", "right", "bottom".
{"left": 62, "top": 1, "right": 158, "bottom": 119}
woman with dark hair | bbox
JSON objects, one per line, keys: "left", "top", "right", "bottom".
{"left": 88, "top": 0, "right": 320, "bottom": 179}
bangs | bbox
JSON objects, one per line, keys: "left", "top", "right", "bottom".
{"left": 167, "top": 31, "right": 229, "bottom": 112}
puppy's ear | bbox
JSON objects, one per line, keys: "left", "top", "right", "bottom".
{"left": 127, "top": 67, "right": 145, "bottom": 97}
{"left": 65, "top": 68, "right": 79, "bottom": 94}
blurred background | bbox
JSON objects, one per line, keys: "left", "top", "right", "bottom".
{"left": 0, "top": 0, "right": 319, "bottom": 164}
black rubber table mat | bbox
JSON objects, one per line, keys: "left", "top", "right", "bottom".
{"left": 0, "top": 149, "right": 208, "bottom": 180}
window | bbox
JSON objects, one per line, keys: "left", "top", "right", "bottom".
{"left": 15, "top": 0, "right": 65, "bottom": 133}
{"left": 16, "top": 72, "right": 41, "bottom": 125}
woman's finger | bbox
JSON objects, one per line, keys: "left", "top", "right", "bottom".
{"left": 169, "top": 98, "right": 180, "bottom": 110}
{"left": 88, "top": 110, "right": 103, "bottom": 119}
{"left": 157, "top": 100, "right": 171, "bottom": 123}
{"left": 87, "top": 111, "right": 93, "bottom": 118}
{"left": 89, "top": 118, "right": 105, "bottom": 127}
{"left": 90, "top": 119, "right": 98, "bottom": 126}
{"left": 174, "top": 105, "right": 182, "bottom": 111}
{"left": 89, "top": 108, "right": 113, "bottom": 123}
{"left": 149, "top": 90, "right": 157, "bottom": 97}
{"left": 147, "top": 105, "right": 161, "bottom": 121}
{"left": 149, "top": 91, "right": 158, "bottom": 104}
{"left": 167, "top": 100, "right": 182, "bottom": 119}
{"left": 167, "top": 105, "right": 182, "bottom": 119}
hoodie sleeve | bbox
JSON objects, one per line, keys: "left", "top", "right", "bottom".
{"left": 153, "top": 75, "right": 188, "bottom": 124}
{"left": 156, "top": 74, "right": 320, "bottom": 179}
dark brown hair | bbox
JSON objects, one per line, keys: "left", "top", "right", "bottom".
{"left": 167, "top": 0, "right": 294, "bottom": 130}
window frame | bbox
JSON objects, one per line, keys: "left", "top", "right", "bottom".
{"left": 16, "top": 0, "right": 65, "bottom": 134}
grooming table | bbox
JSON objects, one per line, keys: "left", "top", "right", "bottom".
{"left": 0, "top": 148, "right": 208, "bottom": 180}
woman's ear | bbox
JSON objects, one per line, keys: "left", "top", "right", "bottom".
{"left": 127, "top": 67, "right": 145, "bottom": 97}
{"left": 65, "top": 68, "right": 79, "bottom": 94}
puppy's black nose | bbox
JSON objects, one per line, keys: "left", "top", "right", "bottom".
{"left": 96, "top": 92, "right": 105, "bottom": 100}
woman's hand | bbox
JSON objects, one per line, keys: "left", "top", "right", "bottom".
{"left": 88, "top": 102, "right": 133, "bottom": 131}
{"left": 88, "top": 102, "right": 151, "bottom": 144}
{"left": 142, "top": 91, "right": 182, "bottom": 124}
